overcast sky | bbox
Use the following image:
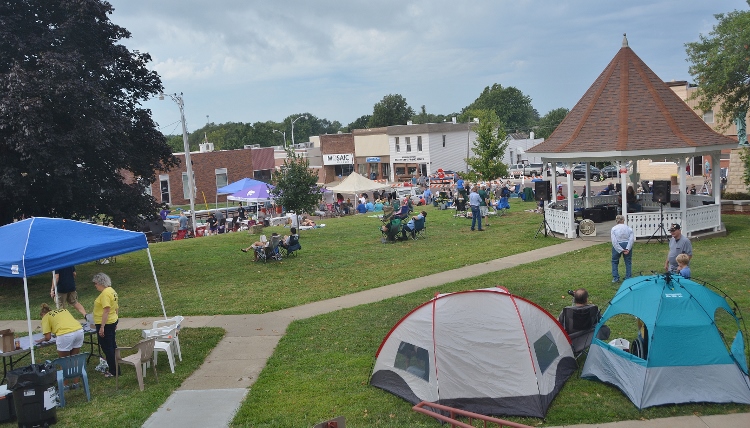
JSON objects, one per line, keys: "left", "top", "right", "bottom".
{"left": 106, "top": 0, "right": 747, "bottom": 135}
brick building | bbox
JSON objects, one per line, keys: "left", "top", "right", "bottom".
{"left": 149, "top": 147, "right": 275, "bottom": 206}
{"left": 319, "top": 133, "right": 355, "bottom": 184}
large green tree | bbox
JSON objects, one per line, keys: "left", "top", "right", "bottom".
{"left": 465, "top": 109, "right": 508, "bottom": 180}
{"left": 535, "top": 107, "right": 570, "bottom": 139}
{"left": 270, "top": 148, "right": 321, "bottom": 226}
{"left": 462, "top": 84, "right": 538, "bottom": 132}
{"left": 686, "top": 1, "right": 750, "bottom": 186}
{"left": 0, "top": 0, "right": 177, "bottom": 226}
{"left": 368, "top": 94, "right": 415, "bottom": 127}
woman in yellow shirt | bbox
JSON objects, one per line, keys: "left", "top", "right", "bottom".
{"left": 93, "top": 272, "right": 119, "bottom": 377}
{"left": 36, "top": 303, "right": 84, "bottom": 357}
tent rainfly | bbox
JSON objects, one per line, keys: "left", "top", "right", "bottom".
{"left": 370, "top": 287, "right": 577, "bottom": 418}
{"left": 325, "top": 172, "right": 392, "bottom": 195}
{"left": 0, "top": 217, "right": 168, "bottom": 363}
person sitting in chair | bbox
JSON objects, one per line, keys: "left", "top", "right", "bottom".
{"left": 558, "top": 288, "right": 610, "bottom": 349}
{"left": 401, "top": 211, "right": 426, "bottom": 240}
{"left": 281, "top": 227, "right": 302, "bottom": 253}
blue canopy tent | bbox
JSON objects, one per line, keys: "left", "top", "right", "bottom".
{"left": 0, "top": 217, "right": 168, "bottom": 363}
{"left": 216, "top": 178, "right": 269, "bottom": 196}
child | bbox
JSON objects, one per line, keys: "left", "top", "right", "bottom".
{"left": 676, "top": 253, "right": 691, "bottom": 279}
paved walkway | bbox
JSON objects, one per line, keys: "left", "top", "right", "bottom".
{"left": 3, "top": 239, "right": 748, "bottom": 427}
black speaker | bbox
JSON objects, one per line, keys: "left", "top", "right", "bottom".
{"left": 652, "top": 180, "right": 671, "bottom": 204}
{"left": 534, "top": 180, "right": 552, "bottom": 201}
{"left": 582, "top": 208, "right": 603, "bottom": 223}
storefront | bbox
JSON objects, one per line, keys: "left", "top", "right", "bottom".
{"left": 356, "top": 156, "right": 390, "bottom": 181}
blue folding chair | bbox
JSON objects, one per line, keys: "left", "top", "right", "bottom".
{"left": 52, "top": 353, "right": 91, "bottom": 407}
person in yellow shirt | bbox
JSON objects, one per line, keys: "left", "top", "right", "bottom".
{"left": 93, "top": 272, "right": 119, "bottom": 377}
{"left": 36, "top": 303, "right": 84, "bottom": 357}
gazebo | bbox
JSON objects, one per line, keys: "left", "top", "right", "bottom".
{"left": 527, "top": 35, "right": 738, "bottom": 239}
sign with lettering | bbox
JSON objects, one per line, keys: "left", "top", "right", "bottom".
{"left": 393, "top": 155, "right": 426, "bottom": 163}
{"left": 323, "top": 153, "right": 353, "bottom": 165}
{"left": 365, "top": 157, "right": 381, "bottom": 163}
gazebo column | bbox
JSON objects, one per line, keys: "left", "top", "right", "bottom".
{"left": 584, "top": 162, "right": 592, "bottom": 208}
{"left": 711, "top": 152, "right": 721, "bottom": 203}
{"left": 678, "top": 157, "right": 687, "bottom": 227}
{"left": 566, "top": 166, "right": 576, "bottom": 238}
{"left": 619, "top": 161, "right": 628, "bottom": 219}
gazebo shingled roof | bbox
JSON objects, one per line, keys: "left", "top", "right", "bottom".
{"left": 528, "top": 35, "right": 737, "bottom": 159}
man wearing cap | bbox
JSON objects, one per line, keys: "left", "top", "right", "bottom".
{"left": 665, "top": 223, "right": 692, "bottom": 273}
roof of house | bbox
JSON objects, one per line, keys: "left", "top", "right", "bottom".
{"left": 527, "top": 35, "right": 737, "bottom": 159}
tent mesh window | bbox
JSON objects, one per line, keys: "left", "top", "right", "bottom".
{"left": 395, "top": 341, "right": 430, "bottom": 381}
{"left": 533, "top": 332, "right": 560, "bottom": 373}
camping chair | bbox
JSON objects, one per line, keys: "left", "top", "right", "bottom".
{"left": 115, "top": 338, "right": 158, "bottom": 391}
{"left": 381, "top": 217, "right": 402, "bottom": 243}
{"left": 509, "top": 184, "right": 521, "bottom": 198}
{"left": 280, "top": 235, "right": 301, "bottom": 257}
{"left": 408, "top": 215, "right": 426, "bottom": 240}
{"left": 496, "top": 196, "right": 510, "bottom": 216}
{"left": 51, "top": 353, "right": 91, "bottom": 407}
{"left": 559, "top": 305, "right": 602, "bottom": 358}
{"left": 260, "top": 235, "right": 282, "bottom": 262}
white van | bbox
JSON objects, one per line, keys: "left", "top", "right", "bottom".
{"left": 395, "top": 187, "right": 424, "bottom": 204}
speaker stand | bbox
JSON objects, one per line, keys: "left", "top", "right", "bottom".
{"left": 535, "top": 202, "right": 555, "bottom": 238}
{"left": 647, "top": 202, "right": 668, "bottom": 244}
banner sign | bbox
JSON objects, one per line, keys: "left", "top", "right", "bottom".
{"left": 366, "top": 157, "right": 381, "bottom": 163}
{"left": 323, "top": 153, "right": 353, "bottom": 165}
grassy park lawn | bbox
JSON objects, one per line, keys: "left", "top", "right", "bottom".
{"left": 0, "top": 201, "right": 557, "bottom": 319}
{"left": 1, "top": 204, "right": 748, "bottom": 427}
{"left": 232, "top": 214, "right": 750, "bottom": 427}
{"left": 0, "top": 327, "right": 223, "bottom": 428}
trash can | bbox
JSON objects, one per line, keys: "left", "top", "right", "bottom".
{"left": 161, "top": 231, "right": 172, "bottom": 242}
{"left": 263, "top": 217, "right": 270, "bottom": 227}
{"left": 7, "top": 363, "right": 57, "bottom": 428}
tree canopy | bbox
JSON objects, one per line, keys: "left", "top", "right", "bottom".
{"left": 368, "top": 94, "right": 415, "bottom": 127}
{"left": 535, "top": 107, "right": 570, "bottom": 139}
{"left": 0, "top": 0, "right": 177, "bottom": 226}
{"left": 461, "top": 84, "right": 538, "bottom": 133}
{"left": 465, "top": 109, "right": 508, "bottom": 180}
{"left": 270, "top": 148, "right": 321, "bottom": 225}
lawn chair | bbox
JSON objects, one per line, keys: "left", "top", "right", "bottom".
{"left": 280, "top": 235, "right": 301, "bottom": 257}
{"left": 152, "top": 325, "right": 179, "bottom": 373}
{"left": 257, "top": 235, "right": 282, "bottom": 262}
{"left": 408, "top": 214, "right": 426, "bottom": 240}
{"left": 559, "top": 305, "right": 605, "bottom": 359}
{"left": 115, "top": 338, "right": 158, "bottom": 391}
{"left": 381, "top": 217, "right": 402, "bottom": 243}
{"left": 147, "top": 315, "right": 184, "bottom": 362}
{"left": 52, "top": 353, "right": 91, "bottom": 407}
{"left": 509, "top": 184, "right": 521, "bottom": 198}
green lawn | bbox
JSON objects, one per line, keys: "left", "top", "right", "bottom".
{"left": 0, "top": 327, "right": 223, "bottom": 428}
{"left": 231, "top": 214, "right": 750, "bottom": 427}
{"left": 0, "top": 201, "right": 557, "bottom": 319}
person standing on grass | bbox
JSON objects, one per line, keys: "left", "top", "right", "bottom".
{"left": 36, "top": 303, "right": 84, "bottom": 357}
{"left": 665, "top": 223, "right": 692, "bottom": 273}
{"left": 52, "top": 265, "right": 87, "bottom": 317}
{"left": 610, "top": 215, "right": 634, "bottom": 283}
{"left": 93, "top": 272, "right": 119, "bottom": 378}
{"left": 469, "top": 186, "right": 483, "bottom": 231}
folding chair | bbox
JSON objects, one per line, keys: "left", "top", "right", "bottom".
{"left": 261, "top": 235, "right": 282, "bottom": 262}
{"left": 408, "top": 215, "right": 426, "bottom": 240}
{"left": 280, "top": 235, "right": 301, "bottom": 257}
{"left": 559, "top": 305, "right": 602, "bottom": 358}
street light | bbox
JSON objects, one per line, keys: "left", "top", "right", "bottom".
{"left": 291, "top": 115, "right": 308, "bottom": 147}
{"left": 273, "top": 129, "right": 287, "bottom": 148}
{"left": 160, "top": 92, "right": 196, "bottom": 236}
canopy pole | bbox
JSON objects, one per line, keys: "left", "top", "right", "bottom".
{"left": 22, "top": 276, "right": 35, "bottom": 364}
{"left": 52, "top": 270, "right": 59, "bottom": 309}
{"left": 146, "top": 248, "right": 168, "bottom": 319}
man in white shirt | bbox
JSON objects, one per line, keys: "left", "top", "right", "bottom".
{"left": 610, "top": 215, "right": 634, "bottom": 283}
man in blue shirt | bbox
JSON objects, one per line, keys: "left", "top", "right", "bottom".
{"left": 401, "top": 211, "right": 426, "bottom": 240}
{"left": 469, "top": 186, "right": 484, "bottom": 231}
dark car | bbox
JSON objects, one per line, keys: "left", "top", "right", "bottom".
{"left": 600, "top": 165, "right": 620, "bottom": 178}
{"left": 572, "top": 164, "right": 601, "bottom": 181}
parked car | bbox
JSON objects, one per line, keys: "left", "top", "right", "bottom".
{"left": 572, "top": 164, "right": 601, "bottom": 181}
{"left": 395, "top": 187, "right": 425, "bottom": 204}
{"left": 600, "top": 165, "right": 620, "bottom": 178}
{"left": 508, "top": 163, "right": 527, "bottom": 177}
{"left": 553, "top": 163, "right": 566, "bottom": 176}
{"left": 527, "top": 163, "right": 545, "bottom": 176}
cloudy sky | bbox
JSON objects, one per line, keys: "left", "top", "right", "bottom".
{"left": 106, "top": 0, "right": 747, "bottom": 135}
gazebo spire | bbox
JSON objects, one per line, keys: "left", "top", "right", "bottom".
{"left": 622, "top": 33, "right": 628, "bottom": 48}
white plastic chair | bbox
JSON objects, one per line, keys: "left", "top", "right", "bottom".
{"left": 152, "top": 325, "right": 178, "bottom": 373}
{"left": 151, "top": 316, "right": 183, "bottom": 361}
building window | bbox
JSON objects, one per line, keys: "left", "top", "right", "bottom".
{"left": 159, "top": 174, "right": 170, "bottom": 204}
{"left": 395, "top": 137, "right": 400, "bottom": 152}
{"left": 181, "top": 172, "right": 194, "bottom": 200}
{"left": 334, "top": 164, "right": 354, "bottom": 176}
{"left": 406, "top": 137, "right": 411, "bottom": 152}
{"left": 703, "top": 110, "right": 714, "bottom": 123}
{"left": 382, "top": 163, "right": 390, "bottom": 179}
{"left": 417, "top": 136, "right": 422, "bottom": 151}
{"left": 215, "top": 168, "right": 228, "bottom": 189}
{"left": 442, "top": 135, "right": 446, "bottom": 147}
